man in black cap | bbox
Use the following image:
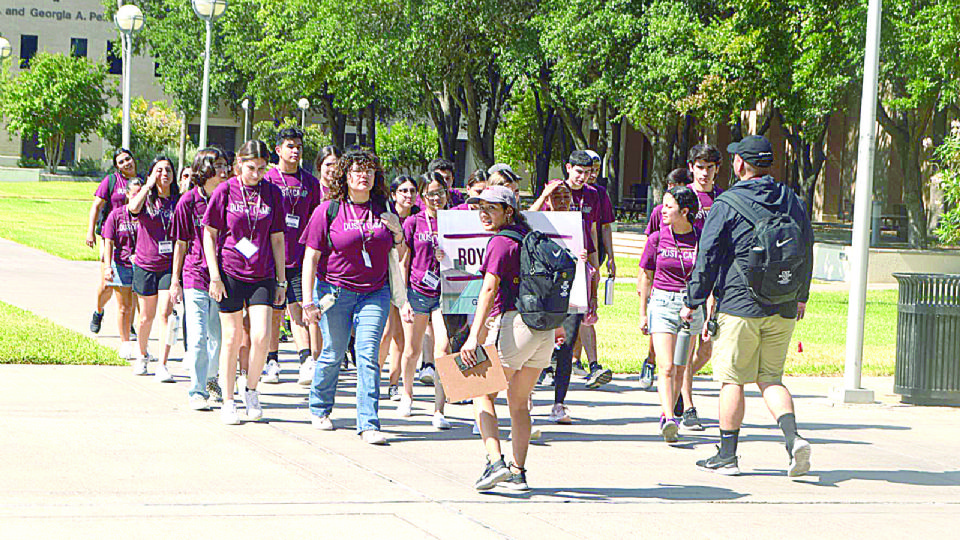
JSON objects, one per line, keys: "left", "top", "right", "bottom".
{"left": 679, "top": 135, "right": 815, "bottom": 477}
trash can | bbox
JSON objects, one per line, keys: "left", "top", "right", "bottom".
{"left": 892, "top": 273, "right": 960, "bottom": 405}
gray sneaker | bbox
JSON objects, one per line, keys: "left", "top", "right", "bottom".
{"left": 474, "top": 457, "right": 510, "bottom": 491}
{"left": 697, "top": 447, "right": 740, "bottom": 475}
{"left": 244, "top": 389, "right": 263, "bottom": 421}
{"left": 682, "top": 407, "right": 705, "bottom": 431}
{"left": 638, "top": 361, "right": 655, "bottom": 390}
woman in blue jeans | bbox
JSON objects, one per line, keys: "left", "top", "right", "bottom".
{"left": 170, "top": 148, "right": 229, "bottom": 410}
{"left": 301, "top": 148, "right": 406, "bottom": 445}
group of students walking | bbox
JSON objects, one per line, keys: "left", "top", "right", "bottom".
{"left": 85, "top": 131, "right": 815, "bottom": 490}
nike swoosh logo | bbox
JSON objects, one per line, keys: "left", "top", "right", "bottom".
{"left": 553, "top": 250, "right": 563, "bottom": 257}
{"left": 776, "top": 238, "right": 793, "bottom": 248}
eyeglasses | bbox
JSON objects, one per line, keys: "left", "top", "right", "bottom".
{"left": 349, "top": 168, "right": 375, "bottom": 176}
{"left": 424, "top": 190, "right": 447, "bottom": 199}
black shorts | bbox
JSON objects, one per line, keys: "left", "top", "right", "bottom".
{"left": 219, "top": 274, "right": 276, "bottom": 314}
{"left": 132, "top": 265, "right": 172, "bottom": 296}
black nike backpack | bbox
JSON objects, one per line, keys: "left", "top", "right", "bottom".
{"left": 719, "top": 191, "right": 805, "bottom": 306}
{"left": 494, "top": 229, "right": 577, "bottom": 330}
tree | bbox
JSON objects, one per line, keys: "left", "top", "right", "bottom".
{"left": 875, "top": 0, "right": 960, "bottom": 247}
{"left": 100, "top": 97, "right": 180, "bottom": 171}
{"left": 933, "top": 122, "right": 960, "bottom": 245}
{"left": 495, "top": 85, "right": 564, "bottom": 193}
{"left": 375, "top": 122, "right": 438, "bottom": 176}
{"left": 0, "top": 52, "right": 113, "bottom": 173}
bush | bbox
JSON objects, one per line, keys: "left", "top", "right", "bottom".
{"left": 934, "top": 123, "right": 960, "bottom": 246}
{"left": 17, "top": 156, "right": 46, "bottom": 169}
{"left": 375, "top": 122, "right": 437, "bottom": 176}
{"left": 69, "top": 157, "right": 105, "bottom": 177}
{"left": 99, "top": 97, "right": 181, "bottom": 176}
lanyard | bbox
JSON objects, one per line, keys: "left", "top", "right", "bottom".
{"left": 422, "top": 212, "right": 439, "bottom": 271}
{"left": 276, "top": 168, "right": 302, "bottom": 202}
{"left": 237, "top": 178, "right": 262, "bottom": 238}
{"left": 149, "top": 196, "right": 172, "bottom": 240}
{"left": 345, "top": 200, "right": 373, "bottom": 254}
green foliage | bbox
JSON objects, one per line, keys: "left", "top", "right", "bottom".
{"left": 253, "top": 118, "right": 331, "bottom": 172}
{"left": 100, "top": 97, "right": 180, "bottom": 173}
{"left": 0, "top": 52, "right": 113, "bottom": 173}
{"left": 934, "top": 124, "right": 960, "bottom": 245}
{"left": 375, "top": 122, "right": 438, "bottom": 175}
{"left": 69, "top": 158, "right": 105, "bottom": 178}
{"left": 0, "top": 301, "right": 123, "bottom": 365}
{"left": 495, "top": 87, "right": 563, "bottom": 171}
{"left": 16, "top": 157, "right": 45, "bottom": 169}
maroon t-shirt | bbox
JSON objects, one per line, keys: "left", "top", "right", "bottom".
{"left": 202, "top": 177, "right": 285, "bottom": 283}
{"left": 101, "top": 206, "right": 137, "bottom": 267}
{"left": 172, "top": 187, "right": 212, "bottom": 290}
{"left": 300, "top": 199, "right": 393, "bottom": 294}
{"left": 570, "top": 183, "right": 602, "bottom": 253}
{"left": 593, "top": 183, "right": 616, "bottom": 226}
{"left": 94, "top": 173, "right": 130, "bottom": 232}
{"left": 639, "top": 228, "right": 698, "bottom": 292}
{"left": 403, "top": 212, "right": 440, "bottom": 297}
{"left": 264, "top": 167, "right": 323, "bottom": 269}
{"left": 479, "top": 224, "right": 526, "bottom": 318}
{"left": 693, "top": 187, "right": 722, "bottom": 230}
{"left": 132, "top": 195, "right": 177, "bottom": 272}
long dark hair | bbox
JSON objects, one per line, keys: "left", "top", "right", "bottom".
{"left": 327, "top": 148, "right": 388, "bottom": 208}
{"left": 145, "top": 156, "right": 180, "bottom": 211}
{"left": 191, "top": 147, "right": 226, "bottom": 190}
{"left": 667, "top": 185, "right": 700, "bottom": 225}
{"left": 314, "top": 145, "right": 342, "bottom": 173}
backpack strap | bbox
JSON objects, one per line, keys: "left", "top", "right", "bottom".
{"left": 718, "top": 190, "right": 767, "bottom": 225}
{"left": 325, "top": 200, "right": 340, "bottom": 250}
{"left": 495, "top": 229, "right": 525, "bottom": 244}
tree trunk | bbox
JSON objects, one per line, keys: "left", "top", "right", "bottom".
{"left": 356, "top": 109, "right": 365, "bottom": 147}
{"left": 426, "top": 82, "right": 462, "bottom": 164}
{"left": 178, "top": 112, "right": 187, "bottom": 172}
{"left": 878, "top": 103, "right": 931, "bottom": 247}
{"left": 319, "top": 92, "right": 346, "bottom": 150}
{"left": 533, "top": 88, "right": 558, "bottom": 196}
{"left": 366, "top": 101, "right": 377, "bottom": 149}
{"left": 608, "top": 118, "right": 622, "bottom": 205}
{"left": 639, "top": 114, "right": 677, "bottom": 209}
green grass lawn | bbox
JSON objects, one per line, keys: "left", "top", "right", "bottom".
{"left": 0, "top": 301, "right": 123, "bottom": 365}
{"left": 0, "top": 197, "right": 99, "bottom": 261}
{"left": 596, "top": 283, "right": 897, "bottom": 376}
{"left": 0, "top": 180, "right": 99, "bottom": 200}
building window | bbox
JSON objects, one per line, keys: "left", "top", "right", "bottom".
{"left": 106, "top": 41, "right": 122, "bottom": 75}
{"left": 71, "top": 38, "right": 88, "bottom": 58}
{"left": 20, "top": 35, "right": 38, "bottom": 69}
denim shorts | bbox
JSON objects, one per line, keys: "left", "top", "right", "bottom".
{"left": 107, "top": 262, "right": 133, "bottom": 288}
{"left": 647, "top": 288, "right": 704, "bottom": 337}
{"left": 407, "top": 287, "right": 441, "bottom": 315}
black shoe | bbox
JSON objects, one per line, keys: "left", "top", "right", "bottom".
{"left": 130, "top": 324, "right": 137, "bottom": 337}
{"left": 474, "top": 456, "right": 510, "bottom": 491}
{"left": 697, "top": 446, "right": 740, "bottom": 476}
{"left": 585, "top": 364, "right": 612, "bottom": 389}
{"left": 387, "top": 384, "right": 400, "bottom": 401}
{"left": 90, "top": 311, "right": 104, "bottom": 334}
{"left": 539, "top": 366, "right": 555, "bottom": 386}
{"left": 682, "top": 407, "right": 705, "bottom": 431}
{"left": 498, "top": 464, "right": 530, "bottom": 492}
{"left": 674, "top": 394, "right": 685, "bottom": 418}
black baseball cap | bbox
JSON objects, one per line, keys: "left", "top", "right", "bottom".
{"left": 726, "top": 135, "right": 774, "bottom": 167}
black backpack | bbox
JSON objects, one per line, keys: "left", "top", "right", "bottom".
{"left": 719, "top": 190, "right": 805, "bottom": 306}
{"left": 493, "top": 228, "right": 577, "bottom": 331}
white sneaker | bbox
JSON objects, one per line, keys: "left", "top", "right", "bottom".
{"left": 262, "top": 359, "right": 281, "bottom": 384}
{"left": 118, "top": 342, "right": 135, "bottom": 360}
{"left": 311, "top": 414, "right": 334, "bottom": 430}
{"left": 432, "top": 412, "right": 451, "bottom": 430}
{"left": 189, "top": 394, "right": 210, "bottom": 411}
{"left": 361, "top": 430, "right": 388, "bottom": 445}
{"left": 221, "top": 401, "right": 240, "bottom": 425}
{"left": 235, "top": 371, "right": 247, "bottom": 396}
{"left": 144, "top": 352, "right": 158, "bottom": 363}
{"left": 419, "top": 365, "right": 435, "bottom": 385}
{"left": 298, "top": 358, "right": 316, "bottom": 386}
{"left": 397, "top": 394, "right": 413, "bottom": 417}
{"left": 549, "top": 403, "right": 572, "bottom": 424}
{"left": 132, "top": 357, "right": 149, "bottom": 376}
{"left": 155, "top": 363, "right": 174, "bottom": 383}
{"left": 788, "top": 437, "right": 812, "bottom": 477}
{"left": 244, "top": 389, "right": 263, "bottom": 421}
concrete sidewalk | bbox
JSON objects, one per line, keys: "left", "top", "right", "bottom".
{"left": 1, "top": 238, "right": 959, "bottom": 539}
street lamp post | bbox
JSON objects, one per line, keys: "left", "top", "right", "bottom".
{"left": 298, "top": 98, "right": 310, "bottom": 129}
{"left": 192, "top": 0, "right": 227, "bottom": 149}
{"left": 241, "top": 97, "right": 252, "bottom": 142}
{"left": 114, "top": 5, "right": 145, "bottom": 151}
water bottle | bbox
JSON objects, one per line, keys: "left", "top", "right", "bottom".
{"left": 167, "top": 307, "right": 180, "bottom": 347}
{"left": 673, "top": 320, "right": 692, "bottom": 366}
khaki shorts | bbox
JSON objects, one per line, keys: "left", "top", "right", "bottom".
{"left": 712, "top": 313, "right": 796, "bottom": 385}
{"left": 484, "top": 310, "right": 553, "bottom": 371}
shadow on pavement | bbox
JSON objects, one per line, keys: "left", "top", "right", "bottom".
{"left": 491, "top": 483, "right": 748, "bottom": 501}
{"left": 800, "top": 469, "right": 960, "bottom": 488}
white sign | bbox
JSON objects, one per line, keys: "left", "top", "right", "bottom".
{"left": 437, "top": 210, "right": 588, "bottom": 315}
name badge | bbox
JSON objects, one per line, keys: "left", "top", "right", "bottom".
{"left": 361, "top": 249, "right": 372, "bottom": 268}
{"left": 235, "top": 237, "right": 258, "bottom": 259}
{"left": 158, "top": 240, "right": 173, "bottom": 254}
{"left": 422, "top": 270, "right": 440, "bottom": 290}
{"left": 285, "top": 213, "right": 300, "bottom": 229}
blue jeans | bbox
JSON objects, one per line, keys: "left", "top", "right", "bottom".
{"left": 310, "top": 281, "right": 390, "bottom": 433}
{"left": 184, "top": 288, "right": 221, "bottom": 398}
